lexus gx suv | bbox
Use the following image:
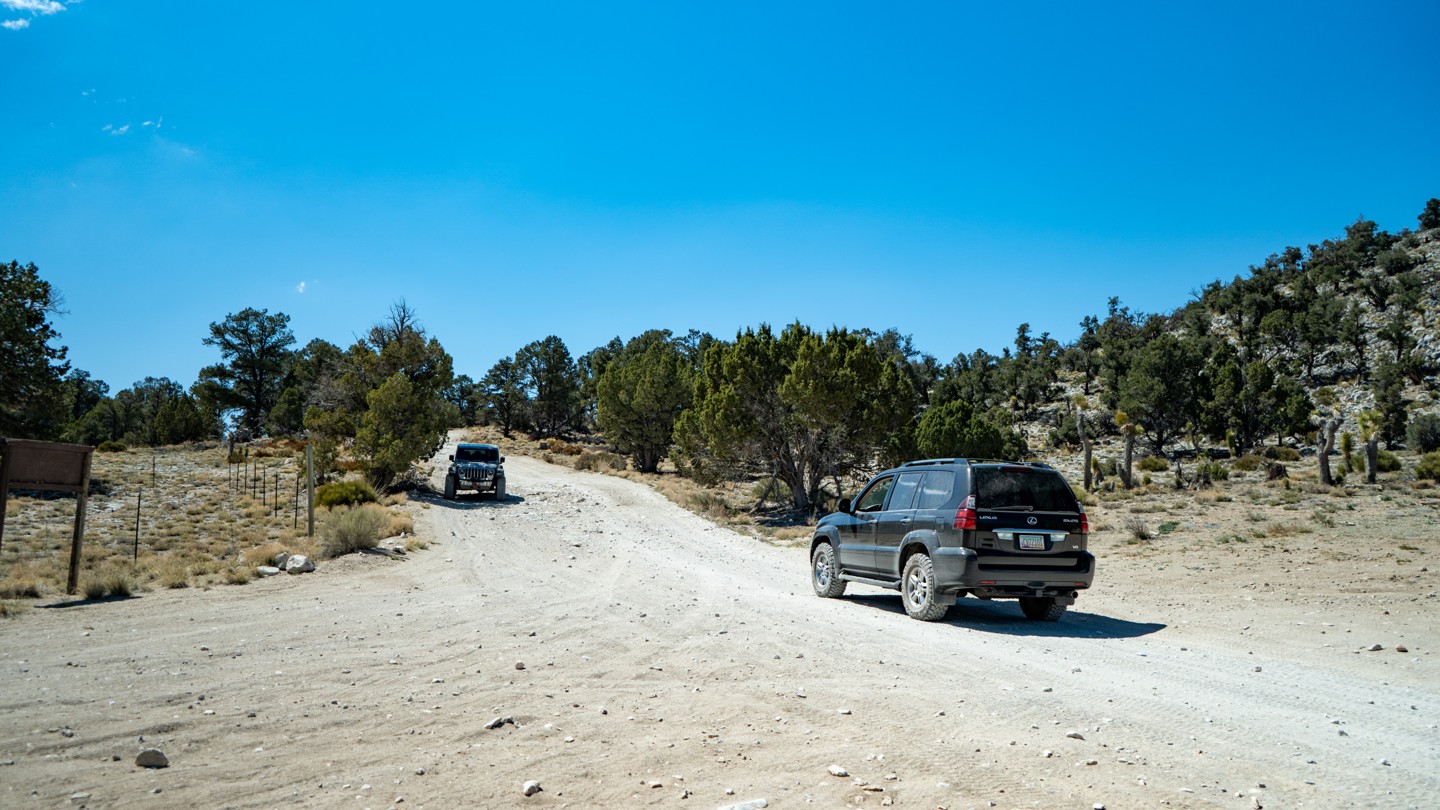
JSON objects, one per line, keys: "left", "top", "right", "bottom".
{"left": 809, "top": 458, "right": 1094, "bottom": 621}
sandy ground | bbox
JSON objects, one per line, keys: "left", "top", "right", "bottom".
{"left": 2, "top": 436, "right": 1438, "bottom": 810}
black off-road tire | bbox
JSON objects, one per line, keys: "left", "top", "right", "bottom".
{"left": 494, "top": 477, "right": 506, "bottom": 501}
{"left": 901, "top": 553, "right": 949, "bottom": 621}
{"left": 443, "top": 475, "right": 457, "bottom": 500}
{"left": 811, "top": 543, "right": 847, "bottom": 598}
{"left": 1020, "top": 596, "right": 1067, "bottom": 621}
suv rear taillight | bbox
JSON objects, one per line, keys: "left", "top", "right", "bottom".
{"left": 1079, "top": 504, "right": 1089, "bottom": 534}
{"left": 953, "top": 495, "right": 977, "bottom": 530}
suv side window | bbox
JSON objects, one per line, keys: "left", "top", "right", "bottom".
{"left": 888, "top": 472, "right": 924, "bottom": 511}
{"left": 854, "top": 476, "right": 893, "bottom": 512}
{"left": 914, "top": 470, "right": 955, "bottom": 510}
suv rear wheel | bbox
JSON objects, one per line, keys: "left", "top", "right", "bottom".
{"left": 811, "top": 543, "right": 846, "bottom": 598}
{"left": 1019, "top": 596, "right": 1066, "bottom": 621}
{"left": 901, "top": 553, "right": 949, "bottom": 621}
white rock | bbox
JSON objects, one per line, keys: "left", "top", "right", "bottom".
{"left": 828, "top": 765, "right": 849, "bottom": 777}
{"left": 522, "top": 780, "right": 542, "bottom": 796}
{"left": 718, "top": 801, "right": 768, "bottom": 810}
{"left": 256, "top": 566, "right": 281, "bottom": 577}
{"left": 284, "top": 555, "right": 315, "bottom": 574}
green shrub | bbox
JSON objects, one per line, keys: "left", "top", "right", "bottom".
{"left": 1268, "top": 446, "right": 1301, "bottom": 462}
{"left": 1199, "top": 460, "right": 1229, "bottom": 481}
{"left": 96, "top": 440, "right": 127, "bottom": 453}
{"left": 1096, "top": 457, "right": 1118, "bottom": 478}
{"left": 1406, "top": 414, "right": 1440, "bottom": 453}
{"left": 1233, "top": 454, "right": 1264, "bottom": 472}
{"left": 315, "top": 479, "right": 378, "bottom": 508}
{"left": 1138, "top": 456, "right": 1169, "bottom": 472}
{"left": 1416, "top": 451, "right": 1440, "bottom": 480}
{"left": 319, "top": 504, "right": 388, "bottom": 557}
{"left": 1376, "top": 449, "right": 1402, "bottom": 473}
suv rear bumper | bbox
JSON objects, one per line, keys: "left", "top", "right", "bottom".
{"left": 933, "top": 548, "right": 1095, "bottom": 597}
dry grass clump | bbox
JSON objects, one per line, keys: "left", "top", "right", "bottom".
{"left": 384, "top": 510, "right": 414, "bottom": 538}
{"left": 0, "top": 563, "right": 46, "bottom": 599}
{"left": 223, "top": 564, "right": 256, "bottom": 585}
{"left": 1124, "top": 516, "right": 1153, "bottom": 542}
{"left": 319, "top": 504, "right": 390, "bottom": 557}
{"left": 83, "top": 563, "right": 136, "bottom": 600}
{"left": 150, "top": 555, "right": 193, "bottom": 589}
{"left": 687, "top": 490, "right": 730, "bottom": 517}
{"left": 241, "top": 542, "right": 288, "bottom": 567}
{"left": 576, "top": 450, "right": 627, "bottom": 472}
{"left": 768, "top": 526, "right": 811, "bottom": 544}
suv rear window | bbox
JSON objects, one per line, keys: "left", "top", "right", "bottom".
{"left": 973, "top": 468, "right": 1077, "bottom": 513}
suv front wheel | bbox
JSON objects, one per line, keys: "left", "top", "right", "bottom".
{"left": 811, "top": 543, "right": 846, "bottom": 598}
{"left": 901, "top": 553, "right": 949, "bottom": 621}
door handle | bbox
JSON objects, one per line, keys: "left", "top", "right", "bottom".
{"left": 900, "top": 517, "right": 911, "bottom": 524}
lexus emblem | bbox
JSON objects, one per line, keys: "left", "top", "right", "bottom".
{"left": 1027, "top": 517, "right": 1037, "bottom": 526}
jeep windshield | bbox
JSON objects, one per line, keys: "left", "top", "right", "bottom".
{"left": 456, "top": 446, "right": 499, "bottom": 463}
{"left": 974, "top": 467, "right": 1077, "bottom": 513}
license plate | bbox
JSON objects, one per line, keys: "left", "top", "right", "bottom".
{"left": 1018, "top": 534, "right": 1046, "bottom": 550}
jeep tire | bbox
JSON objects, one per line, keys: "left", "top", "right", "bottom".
{"left": 811, "top": 543, "right": 846, "bottom": 598}
{"left": 901, "top": 553, "right": 949, "bottom": 621}
{"left": 443, "top": 475, "right": 457, "bottom": 500}
{"left": 494, "top": 477, "right": 506, "bottom": 501}
{"left": 1020, "top": 596, "right": 1066, "bottom": 621}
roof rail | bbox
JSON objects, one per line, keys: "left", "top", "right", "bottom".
{"left": 900, "top": 458, "right": 1051, "bottom": 469}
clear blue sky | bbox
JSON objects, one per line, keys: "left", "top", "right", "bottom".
{"left": 4, "top": 1, "right": 1438, "bottom": 392}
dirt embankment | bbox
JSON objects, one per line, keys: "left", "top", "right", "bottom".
{"left": 1, "top": 437, "right": 1436, "bottom": 809}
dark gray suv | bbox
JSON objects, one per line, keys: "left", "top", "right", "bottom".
{"left": 809, "top": 458, "right": 1094, "bottom": 621}
{"left": 444, "top": 443, "right": 507, "bottom": 501}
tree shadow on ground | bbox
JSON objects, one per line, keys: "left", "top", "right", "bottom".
{"left": 38, "top": 594, "right": 142, "bottom": 609}
{"left": 409, "top": 490, "right": 525, "bottom": 511}
{"left": 844, "top": 593, "right": 1165, "bottom": 639}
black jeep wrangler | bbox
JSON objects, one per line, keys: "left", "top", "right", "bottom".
{"left": 444, "top": 443, "right": 507, "bottom": 501}
{"left": 809, "top": 458, "right": 1093, "bottom": 621}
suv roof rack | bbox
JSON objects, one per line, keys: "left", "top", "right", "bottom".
{"left": 900, "top": 458, "right": 1053, "bottom": 470}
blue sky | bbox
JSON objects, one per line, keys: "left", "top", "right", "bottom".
{"left": 4, "top": 1, "right": 1438, "bottom": 392}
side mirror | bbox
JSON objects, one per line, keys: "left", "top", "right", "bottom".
{"left": 448, "top": 454, "right": 454, "bottom": 461}
{"left": 500, "top": 455, "right": 506, "bottom": 463}
{"left": 837, "top": 498, "right": 851, "bottom": 514}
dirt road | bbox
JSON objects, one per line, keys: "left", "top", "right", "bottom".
{"left": 2, "top": 440, "right": 1436, "bottom": 809}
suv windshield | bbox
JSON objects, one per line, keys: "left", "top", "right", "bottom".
{"left": 456, "top": 446, "right": 499, "bottom": 463}
{"left": 974, "top": 468, "right": 1077, "bottom": 512}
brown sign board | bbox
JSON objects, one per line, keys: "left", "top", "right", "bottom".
{"left": 3, "top": 439, "right": 93, "bottom": 492}
{"left": 0, "top": 438, "right": 96, "bottom": 594}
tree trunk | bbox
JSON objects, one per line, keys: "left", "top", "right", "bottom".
{"left": 1365, "top": 439, "right": 1379, "bottom": 484}
{"left": 1317, "top": 418, "right": 1339, "bottom": 486}
{"left": 1077, "top": 409, "right": 1092, "bottom": 491}
{"left": 1121, "top": 430, "right": 1134, "bottom": 489}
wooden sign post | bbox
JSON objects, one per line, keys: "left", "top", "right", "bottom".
{"left": 0, "top": 438, "right": 96, "bottom": 595}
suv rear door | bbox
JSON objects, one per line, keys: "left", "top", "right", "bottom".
{"left": 971, "top": 465, "right": 1085, "bottom": 556}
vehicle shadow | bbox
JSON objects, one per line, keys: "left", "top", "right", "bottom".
{"left": 410, "top": 490, "right": 525, "bottom": 511}
{"left": 844, "top": 593, "right": 1165, "bottom": 639}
